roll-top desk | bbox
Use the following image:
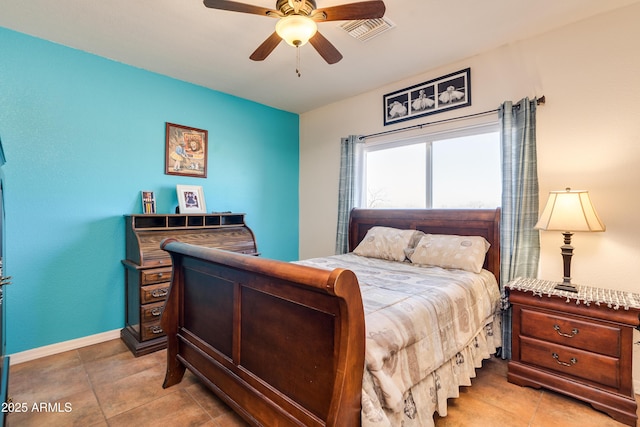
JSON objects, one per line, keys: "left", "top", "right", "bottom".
{"left": 121, "top": 213, "right": 258, "bottom": 356}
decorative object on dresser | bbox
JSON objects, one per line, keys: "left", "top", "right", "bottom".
{"left": 176, "top": 185, "right": 207, "bottom": 214}
{"left": 507, "top": 277, "right": 640, "bottom": 426}
{"left": 165, "top": 122, "right": 208, "bottom": 178}
{"left": 534, "top": 188, "right": 606, "bottom": 292}
{"left": 141, "top": 191, "right": 156, "bottom": 214}
{"left": 121, "top": 213, "right": 258, "bottom": 356}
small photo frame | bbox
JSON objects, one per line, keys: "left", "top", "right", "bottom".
{"left": 165, "top": 122, "right": 208, "bottom": 178}
{"left": 141, "top": 191, "right": 156, "bottom": 214}
{"left": 176, "top": 185, "right": 207, "bottom": 214}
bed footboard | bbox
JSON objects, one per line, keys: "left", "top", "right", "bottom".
{"left": 160, "top": 240, "right": 365, "bottom": 427}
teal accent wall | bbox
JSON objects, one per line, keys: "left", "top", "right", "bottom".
{"left": 0, "top": 27, "right": 299, "bottom": 354}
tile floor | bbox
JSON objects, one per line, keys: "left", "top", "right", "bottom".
{"left": 5, "top": 338, "right": 639, "bottom": 426}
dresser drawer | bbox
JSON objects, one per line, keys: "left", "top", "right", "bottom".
{"left": 141, "top": 282, "right": 170, "bottom": 304}
{"left": 141, "top": 268, "right": 172, "bottom": 285}
{"left": 520, "top": 336, "right": 620, "bottom": 389}
{"left": 519, "top": 307, "right": 621, "bottom": 357}
{"left": 140, "top": 321, "right": 165, "bottom": 341}
{"left": 142, "top": 301, "right": 164, "bottom": 323}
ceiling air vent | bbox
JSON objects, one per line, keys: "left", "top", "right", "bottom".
{"left": 340, "top": 17, "right": 395, "bottom": 42}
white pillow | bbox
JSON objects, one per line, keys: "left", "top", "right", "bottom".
{"left": 353, "top": 227, "right": 423, "bottom": 262}
{"left": 409, "top": 234, "right": 490, "bottom": 273}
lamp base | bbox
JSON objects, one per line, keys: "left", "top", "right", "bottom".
{"left": 554, "top": 282, "right": 578, "bottom": 293}
{"left": 556, "top": 231, "right": 578, "bottom": 293}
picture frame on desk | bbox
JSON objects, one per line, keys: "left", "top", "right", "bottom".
{"left": 165, "top": 122, "right": 208, "bottom": 178}
{"left": 141, "top": 191, "right": 156, "bottom": 214}
{"left": 176, "top": 185, "right": 207, "bottom": 214}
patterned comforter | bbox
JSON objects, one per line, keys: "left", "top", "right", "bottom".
{"left": 296, "top": 253, "right": 502, "bottom": 426}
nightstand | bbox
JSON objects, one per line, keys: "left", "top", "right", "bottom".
{"left": 507, "top": 277, "right": 640, "bottom": 427}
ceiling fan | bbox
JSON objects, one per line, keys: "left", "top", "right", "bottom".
{"left": 203, "top": 0, "right": 386, "bottom": 64}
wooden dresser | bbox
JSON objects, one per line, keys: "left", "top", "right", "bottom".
{"left": 122, "top": 213, "right": 258, "bottom": 356}
{"left": 507, "top": 277, "right": 640, "bottom": 426}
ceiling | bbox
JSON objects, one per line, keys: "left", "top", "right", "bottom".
{"left": 1, "top": 0, "right": 638, "bottom": 114}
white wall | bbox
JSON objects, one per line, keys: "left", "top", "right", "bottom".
{"left": 300, "top": 3, "right": 640, "bottom": 389}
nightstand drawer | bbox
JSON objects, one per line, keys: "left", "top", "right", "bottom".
{"left": 520, "top": 336, "right": 620, "bottom": 389}
{"left": 141, "top": 268, "right": 172, "bottom": 285}
{"left": 520, "top": 308, "right": 621, "bottom": 357}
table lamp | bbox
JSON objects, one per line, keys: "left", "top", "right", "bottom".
{"left": 534, "top": 188, "right": 605, "bottom": 292}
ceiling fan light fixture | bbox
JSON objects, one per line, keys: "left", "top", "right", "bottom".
{"left": 276, "top": 15, "right": 317, "bottom": 47}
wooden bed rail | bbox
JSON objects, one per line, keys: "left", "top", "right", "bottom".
{"left": 160, "top": 239, "right": 366, "bottom": 426}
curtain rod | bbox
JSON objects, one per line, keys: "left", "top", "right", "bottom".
{"left": 359, "top": 95, "right": 545, "bottom": 141}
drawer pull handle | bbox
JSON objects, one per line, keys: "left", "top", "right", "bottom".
{"left": 553, "top": 324, "right": 578, "bottom": 338}
{"left": 150, "top": 326, "right": 163, "bottom": 334}
{"left": 150, "top": 308, "right": 162, "bottom": 316}
{"left": 151, "top": 289, "right": 168, "bottom": 298}
{"left": 552, "top": 352, "right": 577, "bottom": 367}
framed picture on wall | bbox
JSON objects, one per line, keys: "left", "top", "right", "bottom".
{"left": 141, "top": 191, "right": 156, "bottom": 214}
{"left": 176, "top": 185, "right": 207, "bottom": 214}
{"left": 383, "top": 68, "right": 471, "bottom": 126}
{"left": 165, "top": 122, "right": 208, "bottom": 178}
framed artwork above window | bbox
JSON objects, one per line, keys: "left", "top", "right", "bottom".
{"left": 383, "top": 68, "right": 471, "bottom": 126}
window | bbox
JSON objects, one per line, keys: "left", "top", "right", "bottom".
{"left": 363, "top": 124, "right": 501, "bottom": 208}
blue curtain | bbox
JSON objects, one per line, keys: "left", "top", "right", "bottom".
{"left": 499, "top": 98, "right": 541, "bottom": 359}
{"left": 335, "top": 135, "right": 363, "bottom": 254}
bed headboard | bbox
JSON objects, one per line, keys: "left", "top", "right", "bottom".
{"left": 348, "top": 208, "right": 501, "bottom": 284}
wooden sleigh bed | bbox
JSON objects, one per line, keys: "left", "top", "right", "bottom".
{"left": 160, "top": 208, "right": 501, "bottom": 426}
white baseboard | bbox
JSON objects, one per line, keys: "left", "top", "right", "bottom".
{"left": 8, "top": 329, "right": 121, "bottom": 365}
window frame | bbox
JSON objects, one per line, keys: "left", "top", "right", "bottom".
{"left": 361, "top": 121, "right": 500, "bottom": 208}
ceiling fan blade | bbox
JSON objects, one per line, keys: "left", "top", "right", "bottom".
{"left": 309, "top": 32, "right": 343, "bottom": 64}
{"left": 313, "top": 1, "right": 385, "bottom": 22}
{"left": 250, "top": 32, "right": 283, "bottom": 61}
{"left": 203, "top": 0, "right": 278, "bottom": 17}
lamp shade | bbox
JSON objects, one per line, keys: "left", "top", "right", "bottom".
{"left": 275, "top": 15, "right": 318, "bottom": 47}
{"left": 535, "top": 188, "right": 605, "bottom": 232}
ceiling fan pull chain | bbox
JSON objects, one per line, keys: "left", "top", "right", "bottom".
{"left": 296, "top": 46, "right": 302, "bottom": 77}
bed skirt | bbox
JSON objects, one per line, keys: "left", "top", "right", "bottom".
{"left": 361, "top": 314, "right": 502, "bottom": 427}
